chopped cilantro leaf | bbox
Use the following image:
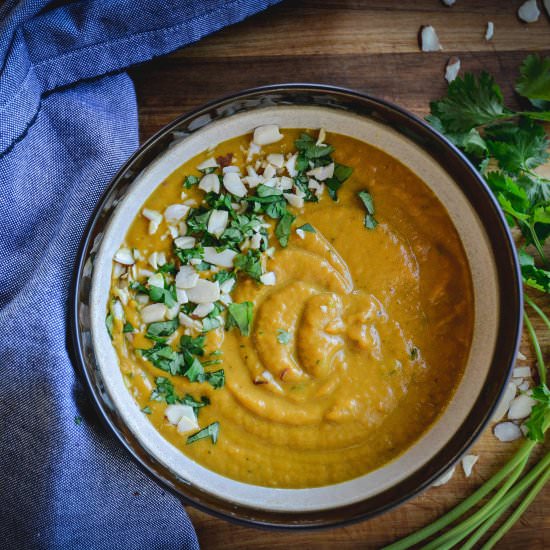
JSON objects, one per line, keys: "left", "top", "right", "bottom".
{"left": 184, "top": 357, "right": 205, "bottom": 382}
{"left": 105, "top": 313, "right": 114, "bottom": 339}
{"left": 358, "top": 190, "right": 378, "bottom": 229}
{"left": 141, "top": 344, "right": 184, "bottom": 376}
{"left": 183, "top": 175, "right": 199, "bottom": 188}
{"left": 334, "top": 163, "right": 353, "bottom": 183}
{"left": 157, "top": 263, "right": 177, "bottom": 275}
{"left": 123, "top": 322, "right": 134, "bottom": 333}
{"left": 234, "top": 249, "right": 262, "bottom": 281}
{"left": 226, "top": 301, "right": 253, "bottom": 336}
{"left": 146, "top": 318, "right": 179, "bottom": 340}
{"left": 180, "top": 335, "right": 205, "bottom": 356}
{"left": 297, "top": 223, "right": 315, "bottom": 233}
{"left": 205, "top": 369, "right": 225, "bottom": 389}
{"left": 275, "top": 211, "right": 295, "bottom": 247}
{"left": 187, "top": 422, "right": 220, "bottom": 445}
{"left": 141, "top": 406, "right": 152, "bottom": 415}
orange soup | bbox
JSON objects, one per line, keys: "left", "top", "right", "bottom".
{"left": 107, "top": 127, "right": 474, "bottom": 488}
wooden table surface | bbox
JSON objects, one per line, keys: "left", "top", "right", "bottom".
{"left": 129, "top": 1, "right": 550, "bottom": 548}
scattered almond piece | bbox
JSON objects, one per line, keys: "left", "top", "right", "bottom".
{"left": 432, "top": 466, "right": 455, "bottom": 487}
{"left": 518, "top": 0, "right": 540, "bottom": 22}
{"left": 493, "top": 382, "right": 517, "bottom": 421}
{"left": 494, "top": 422, "right": 522, "bottom": 442}
{"left": 445, "top": 57, "right": 461, "bottom": 83}
{"left": 485, "top": 21, "right": 494, "bottom": 41}
{"left": 513, "top": 366, "right": 531, "bottom": 378}
{"left": 462, "top": 455, "right": 479, "bottom": 478}
{"left": 420, "top": 25, "right": 442, "bottom": 52}
{"left": 508, "top": 394, "right": 537, "bottom": 420}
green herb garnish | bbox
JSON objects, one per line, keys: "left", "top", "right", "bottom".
{"left": 358, "top": 190, "right": 378, "bottom": 229}
{"left": 146, "top": 318, "right": 179, "bottom": 340}
{"left": 297, "top": 223, "right": 315, "bottom": 233}
{"left": 226, "top": 301, "right": 254, "bottom": 336}
{"left": 186, "top": 422, "right": 220, "bottom": 445}
{"left": 105, "top": 313, "right": 114, "bottom": 339}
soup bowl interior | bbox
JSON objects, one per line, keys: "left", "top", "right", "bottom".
{"left": 72, "top": 86, "right": 522, "bottom": 528}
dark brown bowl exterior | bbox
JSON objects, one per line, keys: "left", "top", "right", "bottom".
{"left": 69, "top": 85, "right": 522, "bottom": 529}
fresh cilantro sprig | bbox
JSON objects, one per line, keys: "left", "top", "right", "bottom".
{"left": 388, "top": 54, "right": 550, "bottom": 550}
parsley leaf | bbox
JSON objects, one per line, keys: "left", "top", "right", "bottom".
{"left": 205, "top": 369, "right": 225, "bottom": 389}
{"left": 122, "top": 321, "right": 135, "bottom": 333}
{"left": 295, "top": 133, "right": 335, "bottom": 159}
{"left": 234, "top": 249, "right": 262, "bottom": 281}
{"left": 105, "top": 313, "right": 114, "bottom": 339}
{"left": 183, "top": 175, "right": 200, "bottom": 188}
{"left": 141, "top": 343, "right": 185, "bottom": 376}
{"left": 430, "top": 72, "right": 514, "bottom": 133}
{"left": 149, "top": 283, "right": 177, "bottom": 308}
{"left": 146, "top": 318, "right": 179, "bottom": 340}
{"left": 226, "top": 301, "right": 254, "bottom": 336}
{"left": 180, "top": 334, "right": 205, "bottom": 356}
{"left": 275, "top": 211, "right": 296, "bottom": 247}
{"left": 151, "top": 376, "right": 178, "bottom": 404}
{"left": 516, "top": 54, "right": 550, "bottom": 102}
{"left": 297, "top": 223, "right": 315, "bottom": 233}
{"left": 486, "top": 119, "right": 549, "bottom": 173}
{"left": 186, "top": 422, "right": 220, "bottom": 445}
{"left": 358, "top": 190, "right": 378, "bottom": 229}
{"left": 525, "top": 384, "right": 550, "bottom": 442}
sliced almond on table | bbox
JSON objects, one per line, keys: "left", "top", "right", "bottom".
{"left": 492, "top": 382, "right": 517, "bottom": 421}
{"left": 461, "top": 455, "right": 479, "bottom": 478}
{"left": 445, "top": 56, "right": 461, "bottom": 83}
{"left": 485, "top": 21, "right": 494, "bottom": 41}
{"left": 420, "top": 25, "right": 442, "bottom": 52}
{"left": 507, "top": 394, "right": 537, "bottom": 420}
{"left": 518, "top": 0, "right": 540, "bottom": 22}
{"left": 494, "top": 422, "right": 522, "bottom": 442}
{"left": 432, "top": 466, "right": 455, "bottom": 487}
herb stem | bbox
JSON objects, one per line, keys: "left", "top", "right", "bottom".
{"left": 527, "top": 225, "right": 548, "bottom": 265}
{"left": 480, "top": 457, "right": 550, "bottom": 549}
{"left": 421, "top": 452, "right": 530, "bottom": 550}
{"left": 459, "top": 455, "right": 531, "bottom": 550}
{"left": 382, "top": 441, "right": 536, "bottom": 550}
{"left": 523, "top": 310, "right": 547, "bottom": 385}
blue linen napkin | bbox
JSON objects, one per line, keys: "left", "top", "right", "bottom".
{"left": 0, "top": 1, "right": 280, "bottom": 548}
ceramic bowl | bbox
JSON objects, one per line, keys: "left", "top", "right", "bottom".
{"left": 70, "top": 85, "right": 522, "bottom": 529}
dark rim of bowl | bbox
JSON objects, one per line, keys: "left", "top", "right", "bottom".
{"left": 69, "top": 83, "right": 523, "bottom": 531}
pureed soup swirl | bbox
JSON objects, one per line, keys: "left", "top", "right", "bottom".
{"left": 108, "top": 126, "right": 474, "bottom": 488}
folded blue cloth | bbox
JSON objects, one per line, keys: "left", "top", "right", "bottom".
{"left": 0, "top": 1, "right": 279, "bottom": 548}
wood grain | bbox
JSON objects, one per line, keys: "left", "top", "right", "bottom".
{"left": 129, "top": 0, "right": 550, "bottom": 547}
